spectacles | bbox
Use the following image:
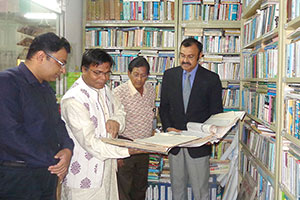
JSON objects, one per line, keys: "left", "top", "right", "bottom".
{"left": 45, "top": 52, "right": 66, "bottom": 67}
{"left": 179, "top": 54, "right": 197, "bottom": 60}
{"left": 132, "top": 72, "right": 148, "bottom": 79}
{"left": 90, "top": 69, "right": 111, "bottom": 77}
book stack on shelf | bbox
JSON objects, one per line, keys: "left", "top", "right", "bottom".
{"left": 148, "top": 154, "right": 163, "bottom": 182}
{"left": 281, "top": 143, "right": 300, "bottom": 199}
{"left": 222, "top": 83, "right": 240, "bottom": 110}
{"left": 241, "top": 81, "right": 277, "bottom": 125}
{"left": 159, "top": 156, "right": 170, "bottom": 183}
{"left": 85, "top": 0, "right": 175, "bottom": 22}
{"left": 182, "top": 0, "right": 242, "bottom": 21}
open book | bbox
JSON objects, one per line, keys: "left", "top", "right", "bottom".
{"left": 101, "top": 111, "right": 245, "bottom": 154}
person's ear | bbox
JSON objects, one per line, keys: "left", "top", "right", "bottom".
{"left": 36, "top": 51, "right": 46, "bottom": 63}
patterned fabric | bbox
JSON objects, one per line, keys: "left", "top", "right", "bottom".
{"left": 114, "top": 80, "right": 156, "bottom": 140}
{"left": 61, "top": 76, "right": 113, "bottom": 189}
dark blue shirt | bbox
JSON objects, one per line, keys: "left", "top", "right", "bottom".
{"left": 0, "top": 63, "right": 74, "bottom": 168}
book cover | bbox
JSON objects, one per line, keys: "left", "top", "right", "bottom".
{"left": 102, "top": 111, "right": 245, "bottom": 154}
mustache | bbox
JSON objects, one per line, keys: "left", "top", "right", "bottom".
{"left": 182, "top": 62, "right": 191, "bottom": 65}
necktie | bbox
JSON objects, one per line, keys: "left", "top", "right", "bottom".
{"left": 183, "top": 72, "right": 191, "bottom": 113}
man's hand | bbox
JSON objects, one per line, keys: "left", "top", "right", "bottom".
{"left": 48, "top": 148, "right": 72, "bottom": 180}
{"left": 117, "top": 159, "right": 125, "bottom": 168}
{"left": 106, "top": 120, "right": 120, "bottom": 138}
{"left": 166, "top": 127, "right": 181, "bottom": 132}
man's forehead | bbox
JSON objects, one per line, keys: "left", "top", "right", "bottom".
{"left": 91, "top": 63, "right": 111, "bottom": 70}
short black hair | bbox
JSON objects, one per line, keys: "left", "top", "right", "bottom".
{"left": 128, "top": 56, "right": 150, "bottom": 74}
{"left": 180, "top": 38, "right": 203, "bottom": 55}
{"left": 26, "top": 32, "right": 71, "bottom": 59}
{"left": 81, "top": 49, "right": 114, "bottom": 71}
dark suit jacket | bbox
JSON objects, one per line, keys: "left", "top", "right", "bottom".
{"left": 159, "top": 65, "right": 223, "bottom": 158}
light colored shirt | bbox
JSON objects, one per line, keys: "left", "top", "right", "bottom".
{"left": 61, "top": 76, "right": 129, "bottom": 197}
{"left": 114, "top": 80, "right": 156, "bottom": 140}
{"left": 182, "top": 64, "right": 199, "bottom": 89}
{"left": 61, "top": 98, "right": 129, "bottom": 161}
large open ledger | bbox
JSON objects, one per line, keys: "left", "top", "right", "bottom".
{"left": 101, "top": 111, "right": 246, "bottom": 154}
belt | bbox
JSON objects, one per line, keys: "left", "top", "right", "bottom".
{"left": 0, "top": 160, "right": 27, "bottom": 167}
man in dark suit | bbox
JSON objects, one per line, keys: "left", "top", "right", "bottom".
{"left": 159, "top": 38, "right": 223, "bottom": 200}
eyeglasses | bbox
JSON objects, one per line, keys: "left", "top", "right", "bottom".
{"left": 90, "top": 69, "right": 111, "bottom": 77}
{"left": 45, "top": 52, "right": 66, "bottom": 67}
{"left": 179, "top": 53, "right": 197, "bottom": 60}
{"left": 131, "top": 72, "right": 148, "bottom": 79}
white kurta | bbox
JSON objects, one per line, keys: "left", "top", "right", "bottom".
{"left": 60, "top": 77, "right": 129, "bottom": 200}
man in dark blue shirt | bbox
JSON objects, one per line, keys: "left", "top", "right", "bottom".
{"left": 0, "top": 32, "right": 74, "bottom": 200}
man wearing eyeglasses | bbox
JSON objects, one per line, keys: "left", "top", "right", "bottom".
{"left": 60, "top": 49, "right": 141, "bottom": 200}
{"left": 113, "top": 56, "right": 156, "bottom": 200}
{"left": 159, "top": 38, "right": 223, "bottom": 200}
{"left": 0, "top": 32, "right": 74, "bottom": 199}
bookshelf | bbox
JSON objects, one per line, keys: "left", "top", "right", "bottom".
{"left": 179, "top": 0, "right": 242, "bottom": 111}
{"left": 83, "top": 1, "right": 178, "bottom": 119}
{"left": 239, "top": 0, "right": 300, "bottom": 199}
{"left": 239, "top": 0, "right": 280, "bottom": 197}
{"left": 278, "top": 0, "right": 300, "bottom": 199}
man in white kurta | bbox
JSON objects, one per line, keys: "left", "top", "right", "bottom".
{"left": 60, "top": 49, "right": 133, "bottom": 200}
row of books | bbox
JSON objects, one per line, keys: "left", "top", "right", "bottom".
{"left": 146, "top": 175, "right": 223, "bottom": 200}
{"left": 211, "top": 141, "right": 232, "bottom": 160}
{"left": 243, "top": 3, "right": 279, "bottom": 46}
{"left": 182, "top": 3, "right": 242, "bottom": 21}
{"left": 246, "top": 119, "right": 275, "bottom": 137}
{"left": 287, "top": 0, "right": 300, "bottom": 23}
{"left": 284, "top": 87, "right": 300, "bottom": 139}
{"left": 183, "top": 28, "right": 241, "bottom": 54}
{"left": 184, "top": 27, "right": 241, "bottom": 36}
{"left": 202, "top": 62, "right": 240, "bottom": 80}
{"left": 222, "top": 87, "right": 239, "bottom": 108}
{"left": 242, "top": 83, "right": 277, "bottom": 124}
{"left": 148, "top": 76, "right": 163, "bottom": 101}
{"left": 200, "top": 35, "right": 240, "bottom": 54}
{"left": 281, "top": 143, "right": 300, "bottom": 199}
{"left": 242, "top": 43, "right": 278, "bottom": 79}
{"left": 239, "top": 151, "right": 275, "bottom": 200}
{"left": 183, "top": 0, "right": 240, "bottom": 3}
{"left": 109, "top": 74, "right": 162, "bottom": 101}
{"left": 159, "top": 156, "right": 170, "bottom": 183}
{"left": 242, "top": 124, "right": 276, "bottom": 173}
{"left": 85, "top": 27, "right": 175, "bottom": 48}
{"left": 286, "top": 36, "right": 300, "bottom": 78}
{"left": 109, "top": 52, "right": 174, "bottom": 74}
{"left": 86, "top": 0, "right": 175, "bottom": 21}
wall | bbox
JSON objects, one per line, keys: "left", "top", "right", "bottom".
{"left": 64, "top": 0, "right": 82, "bottom": 72}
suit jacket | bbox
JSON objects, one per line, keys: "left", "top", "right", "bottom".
{"left": 159, "top": 65, "right": 223, "bottom": 158}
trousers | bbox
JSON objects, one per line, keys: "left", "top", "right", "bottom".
{"left": 0, "top": 164, "right": 57, "bottom": 200}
